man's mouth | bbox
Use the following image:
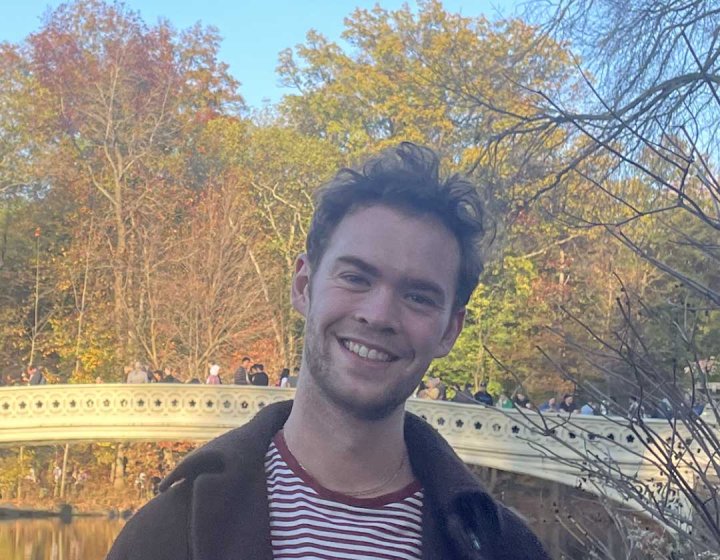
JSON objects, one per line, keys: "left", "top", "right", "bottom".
{"left": 340, "top": 338, "right": 397, "bottom": 363}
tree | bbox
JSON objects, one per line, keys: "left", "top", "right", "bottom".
{"left": 22, "top": 0, "right": 241, "bottom": 366}
{"left": 487, "top": 1, "right": 720, "bottom": 555}
{"left": 157, "top": 178, "right": 264, "bottom": 377}
{"left": 277, "top": 0, "right": 593, "bottom": 391}
{"left": 278, "top": 0, "right": 575, "bottom": 169}
{"left": 237, "top": 125, "right": 343, "bottom": 367}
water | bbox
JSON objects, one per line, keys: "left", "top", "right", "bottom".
{"left": 0, "top": 518, "right": 124, "bottom": 560}
{"left": 0, "top": 472, "right": 632, "bottom": 559}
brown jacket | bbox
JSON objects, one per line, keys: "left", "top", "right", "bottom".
{"left": 107, "top": 400, "right": 549, "bottom": 560}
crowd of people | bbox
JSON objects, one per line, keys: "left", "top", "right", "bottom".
{"left": 0, "top": 358, "right": 299, "bottom": 388}
{"left": 2, "top": 361, "right": 710, "bottom": 420}
{"left": 415, "top": 378, "right": 710, "bottom": 420}
{"left": 120, "top": 358, "right": 299, "bottom": 388}
{"left": 1, "top": 364, "right": 48, "bottom": 386}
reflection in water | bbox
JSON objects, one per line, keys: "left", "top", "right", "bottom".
{"left": 0, "top": 471, "right": 638, "bottom": 560}
{"left": 0, "top": 518, "right": 125, "bottom": 560}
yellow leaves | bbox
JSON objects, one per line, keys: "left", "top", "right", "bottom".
{"left": 277, "top": 0, "right": 576, "bottom": 177}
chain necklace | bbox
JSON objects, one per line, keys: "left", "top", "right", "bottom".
{"left": 286, "top": 433, "right": 408, "bottom": 498}
{"left": 342, "top": 453, "right": 407, "bottom": 497}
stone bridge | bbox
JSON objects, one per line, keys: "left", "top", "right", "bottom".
{"left": 0, "top": 384, "right": 702, "bottom": 518}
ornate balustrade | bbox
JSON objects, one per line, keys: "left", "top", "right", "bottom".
{"left": 0, "top": 384, "right": 293, "bottom": 444}
{"left": 0, "top": 384, "right": 702, "bottom": 515}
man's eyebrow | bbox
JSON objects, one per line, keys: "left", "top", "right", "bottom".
{"left": 335, "top": 256, "right": 380, "bottom": 276}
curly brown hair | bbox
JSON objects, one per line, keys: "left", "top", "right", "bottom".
{"left": 307, "top": 142, "right": 485, "bottom": 309}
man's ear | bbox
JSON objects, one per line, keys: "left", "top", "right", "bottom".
{"left": 291, "top": 253, "right": 311, "bottom": 317}
{"left": 434, "top": 307, "right": 466, "bottom": 359}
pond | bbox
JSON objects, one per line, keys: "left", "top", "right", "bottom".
{"left": 0, "top": 518, "right": 124, "bottom": 560}
{"left": 1, "top": 470, "right": 637, "bottom": 559}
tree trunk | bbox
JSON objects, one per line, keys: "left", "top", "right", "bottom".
{"left": 248, "top": 247, "right": 286, "bottom": 364}
{"left": 113, "top": 182, "right": 128, "bottom": 366}
{"left": 28, "top": 235, "right": 41, "bottom": 366}
{"left": 60, "top": 443, "right": 70, "bottom": 499}
{"left": 17, "top": 446, "right": 24, "bottom": 500}
{"left": 73, "top": 221, "right": 93, "bottom": 379}
{"left": 113, "top": 443, "right": 126, "bottom": 489}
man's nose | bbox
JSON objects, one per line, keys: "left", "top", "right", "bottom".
{"left": 354, "top": 286, "right": 399, "bottom": 332}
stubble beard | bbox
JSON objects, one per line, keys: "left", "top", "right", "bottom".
{"left": 302, "top": 313, "right": 416, "bottom": 422}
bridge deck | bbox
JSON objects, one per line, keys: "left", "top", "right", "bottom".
{"left": 0, "top": 384, "right": 701, "bottom": 518}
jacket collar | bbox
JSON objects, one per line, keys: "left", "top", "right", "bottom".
{"left": 161, "top": 400, "right": 499, "bottom": 560}
{"left": 404, "top": 412, "right": 501, "bottom": 559}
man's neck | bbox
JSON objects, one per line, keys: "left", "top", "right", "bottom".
{"left": 283, "top": 384, "right": 414, "bottom": 497}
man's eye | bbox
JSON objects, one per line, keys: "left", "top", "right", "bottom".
{"left": 407, "top": 293, "right": 435, "bottom": 307}
{"left": 341, "top": 274, "right": 368, "bottom": 286}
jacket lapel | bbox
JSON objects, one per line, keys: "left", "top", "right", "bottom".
{"left": 405, "top": 413, "right": 501, "bottom": 560}
{"left": 187, "top": 401, "right": 293, "bottom": 560}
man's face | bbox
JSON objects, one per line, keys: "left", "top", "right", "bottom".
{"left": 292, "top": 205, "right": 465, "bottom": 420}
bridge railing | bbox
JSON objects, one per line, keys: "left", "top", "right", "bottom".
{"left": 0, "top": 383, "right": 697, "bottom": 517}
{"left": 0, "top": 384, "right": 668, "bottom": 451}
{"left": 0, "top": 384, "right": 294, "bottom": 444}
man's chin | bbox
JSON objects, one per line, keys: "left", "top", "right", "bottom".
{"left": 324, "top": 386, "right": 409, "bottom": 422}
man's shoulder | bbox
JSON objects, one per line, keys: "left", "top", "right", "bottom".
{"left": 403, "top": 412, "right": 549, "bottom": 559}
{"left": 107, "top": 400, "right": 294, "bottom": 559}
{"left": 106, "top": 480, "right": 193, "bottom": 560}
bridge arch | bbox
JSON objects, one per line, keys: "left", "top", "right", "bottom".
{"left": 0, "top": 384, "right": 689, "bottom": 515}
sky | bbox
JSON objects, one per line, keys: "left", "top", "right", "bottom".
{"left": 1, "top": 0, "right": 520, "bottom": 109}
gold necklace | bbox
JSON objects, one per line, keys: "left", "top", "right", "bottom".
{"left": 342, "top": 453, "right": 407, "bottom": 497}
{"left": 286, "top": 433, "right": 408, "bottom": 498}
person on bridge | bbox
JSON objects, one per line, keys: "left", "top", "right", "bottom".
{"left": 205, "top": 364, "right": 222, "bottom": 385}
{"left": 250, "top": 363, "right": 269, "bottom": 386}
{"left": 126, "top": 362, "right": 149, "bottom": 384}
{"left": 473, "top": 381, "right": 494, "bottom": 406}
{"left": 538, "top": 397, "right": 558, "bottom": 412}
{"left": 107, "top": 143, "right": 548, "bottom": 560}
{"left": 558, "top": 393, "right": 576, "bottom": 413}
{"left": 233, "top": 356, "right": 252, "bottom": 385}
{"left": 27, "top": 364, "right": 46, "bottom": 385}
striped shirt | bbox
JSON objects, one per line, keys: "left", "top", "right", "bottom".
{"left": 264, "top": 432, "right": 424, "bottom": 559}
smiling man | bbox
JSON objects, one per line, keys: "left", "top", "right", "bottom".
{"left": 107, "top": 143, "right": 548, "bottom": 560}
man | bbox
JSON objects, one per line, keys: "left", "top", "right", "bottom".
{"left": 126, "top": 362, "right": 149, "bottom": 384}
{"left": 107, "top": 143, "right": 548, "bottom": 559}
{"left": 27, "top": 364, "right": 45, "bottom": 385}
{"left": 473, "top": 381, "right": 494, "bottom": 406}
{"left": 452, "top": 382, "right": 476, "bottom": 404}
{"left": 250, "top": 363, "right": 269, "bottom": 386}
{"left": 558, "top": 393, "right": 576, "bottom": 413}
{"left": 287, "top": 365, "right": 300, "bottom": 388}
{"left": 233, "top": 356, "right": 252, "bottom": 385}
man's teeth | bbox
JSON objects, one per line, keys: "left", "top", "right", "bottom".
{"left": 343, "top": 340, "right": 392, "bottom": 362}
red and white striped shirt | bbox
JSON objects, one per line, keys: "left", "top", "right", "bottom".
{"left": 264, "top": 432, "right": 424, "bottom": 559}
